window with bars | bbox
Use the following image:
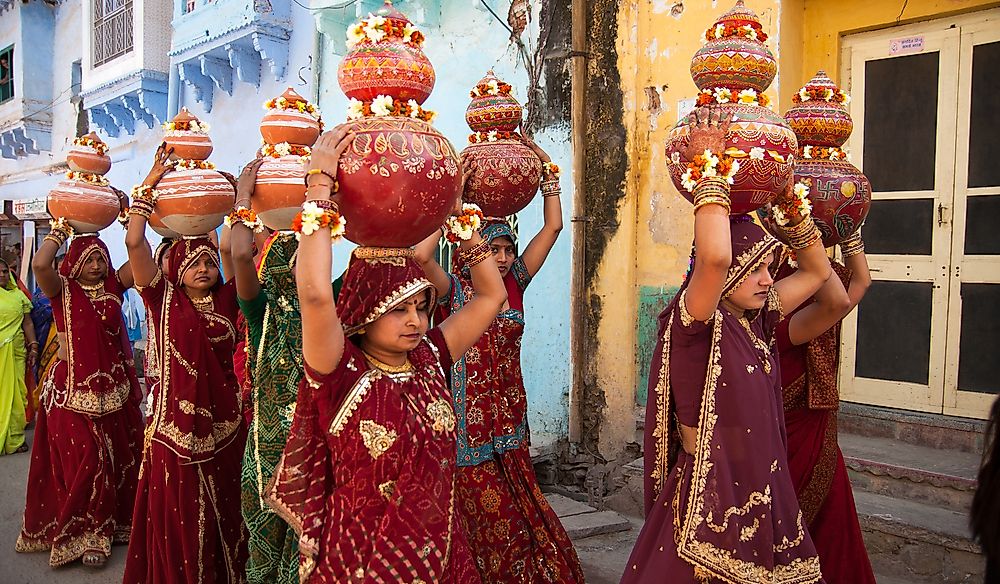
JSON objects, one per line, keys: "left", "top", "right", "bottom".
{"left": 0, "top": 45, "right": 13, "bottom": 104}
{"left": 93, "top": 0, "right": 133, "bottom": 67}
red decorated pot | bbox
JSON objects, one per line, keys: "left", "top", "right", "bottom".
{"left": 148, "top": 211, "right": 180, "bottom": 239}
{"left": 461, "top": 139, "right": 541, "bottom": 217}
{"left": 253, "top": 154, "right": 308, "bottom": 231}
{"left": 261, "top": 88, "right": 322, "bottom": 146}
{"left": 155, "top": 168, "right": 235, "bottom": 236}
{"left": 784, "top": 71, "right": 853, "bottom": 148}
{"left": 47, "top": 179, "right": 121, "bottom": 233}
{"left": 67, "top": 133, "right": 112, "bottom": 175}
{"left": 757, "top": 158, "right": 871, "bottom": 247}
{"left": 691, "top": 1, "right": 776, "bottom": 94}
{"left": 466, "top": 71, "right": 522, "bottom": 133}
{"left": 336, "top": 116, "right": 461, "bottom": 247}
{"left": 666, "top": 102, "right": 797, "bottom": 214}
{"left": 163, "top": 108, "right": 213, "bottom": 161}
{"left": 338, "top": 2, "right": 435, "bottom": 104}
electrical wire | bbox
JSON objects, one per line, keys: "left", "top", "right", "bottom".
{"left": 479, "top": 0, "right": 515, "bottom": 37}
{"left": 289, "top": 0, "right": 357, "bottom": 12}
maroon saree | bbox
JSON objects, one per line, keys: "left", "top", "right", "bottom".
{"left": 624, "top": 219, "right": 823, "bottom": 584}
{"left": 266, "top": 249, "right": 480, "bottom": 583}
{"left": 775, "top": 260, "right": 875, "bottom": 584}
{"left": 439, "top": 220, "right": 584, "bottom": 583}
{"left": 17, "top": 235, "right": 143, "bottom": 566}
{"left": 123, "top": 238, "right": 248, "bottom": 584}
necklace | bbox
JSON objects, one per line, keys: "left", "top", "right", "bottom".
{"left": 363, "top": 351, "right": 414, "bottom": 374}
{"left": 78, "top": 281, "right": 103, "bottom": 298}
{"left": 737, "top": 316, "right": 772, "bottom": 374}
{"left": 189, "top": 294, "right": 213, "bottom": 311}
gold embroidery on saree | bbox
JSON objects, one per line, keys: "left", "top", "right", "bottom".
{"left": 359, "top": 420, "right": 397, "bottom": 460}
{"left": 426, "top": 399, "right": 456, "bottom": 433}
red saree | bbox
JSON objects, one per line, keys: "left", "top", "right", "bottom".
{"left": 624, "top": 219, "right": 823, "bottom": 584}
{"left": 439, "top": 220, "right": 584, "bottom": 583}
{"left": 123, "top": 238, "right": 248, "bottom": 584}
{"left": 17, "top": 235, "right": 143, "bottom": 566}
{"left": 775, "top": 260, "right": 875, "bottom": 584}
{"left": 266, "top": 249, "right": 480, "bottom": 583}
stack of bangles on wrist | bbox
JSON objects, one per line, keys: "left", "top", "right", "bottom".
{"left": 128, "top": 184, "right": 159, "bottom": 218}
{"left": 780, "top": 215, "right": 823, "bottom": 250}
{"left": 692, "top": 176, "right": 732, "bottom": 213}
{"left": 541, "top": 179, "right": 561, "bottom": 198}
{"left": 292, "top": 199, "right": 346, "bottom": 241}
{"left": 224, "top": 206, "right": 264, "bottom": 233}
{"left": 45, "top": 218, "right": 74, "bottom": 246}
{"left": 304, "top": 168, "right": 339, "bottom": 192}
{"left": 840, "top": 233, "right": 865, "bottom": 257}
{"left": 461, "top": 239, "right": 493, "bottom": 268}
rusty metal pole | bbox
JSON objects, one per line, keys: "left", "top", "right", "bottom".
{"left": 568, "top": 0, "right": 587, "bottom": 445}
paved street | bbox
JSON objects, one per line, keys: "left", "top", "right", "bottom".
{"left": 0, "top": 428, "right": 638, "bottom": 584}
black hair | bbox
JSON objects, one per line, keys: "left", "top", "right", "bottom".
{"left": 971, "top": 395, "right": 1000, "bottom": 575}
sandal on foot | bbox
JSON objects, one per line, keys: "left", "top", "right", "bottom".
{"left": 82, "top": 552, "right": 107, "bottom": 567}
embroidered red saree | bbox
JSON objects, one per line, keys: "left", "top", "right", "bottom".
{"left": 17, "top": 235, "right": 143, "bottom": 566}
{"left": 123, "top": 238, "right": 248, "bottom": 584}
{"left": 775, "top": 261, "right": 875, "bottom": 584}
{"left": 266, "top": 249, "right": 480, "bottom": 583}
{"left": 624, "top": 220, "right": 823, "bottom": 584}
{"left": 439, "top": 220, "right": 584, "bottom": 583}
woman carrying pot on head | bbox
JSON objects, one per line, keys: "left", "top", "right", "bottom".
{"left": 621, "top": 107, "right": 831, "bottom": 584}
{"left": 122, "top": 143, "right": 248, "bottom": 584}
{"left": 218, "top": 158, "right": 303, "bottom": 584}
{"left": 413, "top": 140, "right": 584, "bottom": 583}
{"left": 772, "top": 231, "right": 875, "bottom": 584}
{"left": 17, "top": 222, "right": 143, "bottom": 569}
{"left": 265, "top": 126, "right": 506, "bottom": 582}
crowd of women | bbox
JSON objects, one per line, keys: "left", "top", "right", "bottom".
{"left": 2, "top": 105, "right": 997, "bottom": 584}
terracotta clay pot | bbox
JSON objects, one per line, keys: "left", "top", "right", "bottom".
{"left": 465, "top": 71, "right": 523, "bottom": 133}
{"left": 148, "top": 211, "right": 181, "bottom": 239}
{"left": 336, "top": 116, "right": 461, "bottom": 247}
{"left": 164, "top": 109, "right": 213, "bottom": 161}
{"left": 261, "top": 88, "right": 322, "bottom": 146}
{"left": 337, "top": 2, "right": 435, "bottom": 104}
{"left": 690, "top": 2, "right": 777, "bottom": 94}
{"left": 784, "top": 71, "right": 853, "bottom": 148}
{"left": 666, "top": 103, "right": 796, "bottom": 215}
{"left": 462, "top": 140, "right": 541, "bottom": 217}
{"left": 66, "top": 141, "right": 112, "bottom": 175}
{"left": 47, "top": 179, "right": 121, "bottom": 233}
{"left": 666, "top": 0, "right": 795, "bottom": 215}
{"left": 253, "top": 154, "right": 309, "bottom": 231}
{"left": 758, "top": 159, "right": 871, "bottom": 247}
{"left": 155, "top": 168, "right": 235, "bottom": 236}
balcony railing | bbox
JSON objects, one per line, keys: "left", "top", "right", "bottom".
{"left": 93, "top": 0, "right": 133, "bottom": 67}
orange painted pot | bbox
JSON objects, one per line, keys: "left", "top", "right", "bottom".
{"left": 148, "top": 211, "right": 181, "bottom": 239}
{"left": 164, "top": 130, "right": 213, "bottom": 161}
{"left": 66, "top": 145, "right": 112, "bottom": 175}
{"left": 155, "top": 168, "right": 235, "bottom": 236}
{"left": 253, "top": 155, "right": 308, "bottom": 231}
{"left": 47, "top": 179, "right": 120, "bottom": 233}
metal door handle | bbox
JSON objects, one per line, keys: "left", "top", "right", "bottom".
{"left": 938, "top": 203, "right": 951, "bottom": 226}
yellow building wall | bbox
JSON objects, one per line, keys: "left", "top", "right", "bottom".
{"left": 596, "top": 0, "right": 996, "bottom": 460}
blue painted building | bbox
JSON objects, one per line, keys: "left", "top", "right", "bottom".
{"left": 0, "top": 0, "right": 574, "bottom": 449}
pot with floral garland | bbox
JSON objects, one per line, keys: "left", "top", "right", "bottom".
{"left": 48, "top": 133, "right": 123, "bottom": 233}
{"left": 460, "top": 71, "right": 543, "bottom": 217}
{"left": 757, "top": 71, "right": 871, "bottom": 247}
{"left": 334, "top": 1, "right": 461, "bottom": 247}
{"left": 155, "top": 109, "right": 235, "bottom": 236}
{"left": 665, "top": 0, "right": 797, "bottom": 214}
{"left": 254, "top": 88, "right": 324, "bottom": 231}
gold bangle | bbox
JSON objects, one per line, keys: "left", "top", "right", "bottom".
{"left": 460, "top": 239, "right": 490, "bottom": 262}
{"left": 840, "top": 233, "right": 865, "bottom": 257}
{"left": 781, "top": 215, "right": 822, "bottom": 250}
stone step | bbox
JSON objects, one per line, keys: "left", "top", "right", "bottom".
{"left": 840, "top": 402, "right": 986, "bottom": 455}
{"left": 854, "top": 490, "right": 985, "bottom": 583}
{"left": 840, "top": 432, "right": 979, "bottom": 512}
{"left": 544, "top": 493, "right": 632, "bottom": 540}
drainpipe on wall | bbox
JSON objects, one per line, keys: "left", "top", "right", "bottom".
{"left": 568, "top": 0, "right": 587, "bottom": 445}
{"left": 167, "top": 63, "right": 181, "bottom": 119}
